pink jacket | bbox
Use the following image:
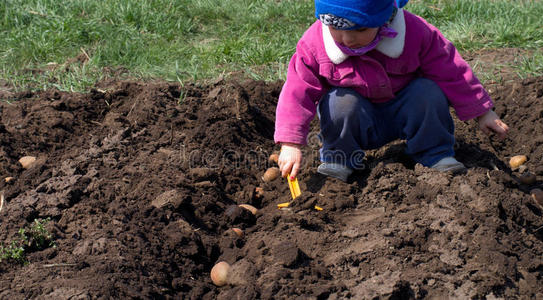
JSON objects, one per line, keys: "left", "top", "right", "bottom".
{"left": 274, "top": 9, "right": 493, "bottom": 145}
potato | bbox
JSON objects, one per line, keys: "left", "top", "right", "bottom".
{"left": 509, "top": 155, "right": 527, "bottom": 169}
{"left": 268, "top": 153, "right": 279, "bottom": 164}
{"left": 18, "top": 156, "right": 36, "bottom": 169}
{"left": 262, "top": 167, "right": 280, "bottom": 182}
{"left": 231, "top": 228, "right": 244, "bottom": 238}
{"left": 531, "top": 189, "right": 543, "bottom": 206}
{"left": 210, "top": 261, "right": 231, "bottom": 286}
{"left": 238, "top": 204, "right": 258, "bottom": 215}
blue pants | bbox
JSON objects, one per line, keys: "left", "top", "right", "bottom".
{"left": 317, "top": 78, "right": 455, "bottom": 169}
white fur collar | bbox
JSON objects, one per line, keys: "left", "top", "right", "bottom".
{"left": 322, "top": 8, "right": 406, "bottom": 64}
{"left": 376, "top": 8, "right": 406, "bottom": 58}
{"left": 322, "top": 24, "right": 349, "bottom": 64}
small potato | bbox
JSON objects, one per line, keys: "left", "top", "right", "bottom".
{"left": 231, "top": 228, "right": 244, "bottom": 238}
{"left": 238, "top": 204, "right": 258, "bottom": 215}
{"left": 519, "top": 172, "right": 537, "bottom": 185}
{"left": 210, "top": 261, "right": 231, "bottom": 286}
{"left": 18, "top": 156, "right": 36, "bottom": 169}
{"left": 531, "top": 189, "right": 543, "bottom": 206}
{"left": 268, "top": 153, "right": 279, "bottom": 164}
{"left": 509, "top": 155, "right": 527, "bottom": 169}
{"left": 262, "top": 167, "right": 280, "bottom": 182}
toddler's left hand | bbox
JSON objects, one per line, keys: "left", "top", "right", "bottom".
{"left": 477, "top": 110, "right": 509, "bottom": 140}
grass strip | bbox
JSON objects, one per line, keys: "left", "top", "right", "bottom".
{"left": 0, "top": 0, "right": 542, "bottom": 91}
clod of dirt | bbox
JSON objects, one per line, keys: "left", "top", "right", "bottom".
{"left": 289, "top": 193, "right": 318, "bottom": 212}
{"left": 227, "top": 259, "right": 257, "bottom": 286}
{"left": 272, "top": 241, "right": 303, "bottom": 267}
{"left": 519, "top": 172, "right": 537, "bottom": 185}
{"left": 4, "top": 176, "right": 14, "bottom": 183}
{"left": 211, "top": 261, "right": 232, "bottom": 286}
{"left": 150, "top": 189, "right": 182, "bottom": 208}
{"left": 254, "top": 187, "right": 264, "bottom": 199}
{"left": 535, "top": 165, "right": 543, "bottom": 176}
{"left": 262, "top": 167, "right": 280, "bottom": 182}
{"left": 510, "top": 155, "right": 527, "bottom": 169}
{"left": 190, "top": 167, "right": 217, "bottom": 181}
{"left": 18, "top": 156, "right": 36, "bottom": 169}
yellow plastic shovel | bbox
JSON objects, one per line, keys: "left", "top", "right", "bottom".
{"left": 287, "top": 175, "right": 301, "bottom": 199}
{"left": 277, "top": 174, "right": 322, "bottom": 211}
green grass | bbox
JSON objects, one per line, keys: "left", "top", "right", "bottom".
{"left": 515, "top": 51, "right": 543, "bottom": 79}
{"left": 410, "top": 0, "right": 543, "bottom": 50}
{"left": 1, "top": 0, "right": 542, "bottom": 92}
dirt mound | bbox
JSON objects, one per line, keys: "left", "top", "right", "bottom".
{"left": 0, "top": 75, "right": 542, "bottom": 299}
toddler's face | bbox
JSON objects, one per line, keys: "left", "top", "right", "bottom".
{"left": 329, "top": 27, "right": 379, "bottom": 48}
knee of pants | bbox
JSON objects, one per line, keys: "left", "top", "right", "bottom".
{"left": 319, "top": 88, "right": 371, "bottom": 123}
{"left": 403, "top": 78, "right": 449, "bottom": 116}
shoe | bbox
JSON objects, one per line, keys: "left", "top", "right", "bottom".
{"left": 431, "top": 157, "right": 466, "bottom": 173}
{"left": 317, "top": 163, "right": 353, "bottom": 182}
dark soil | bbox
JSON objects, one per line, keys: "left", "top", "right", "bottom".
{"left": 1, "top": 70, "right": 543, "bottom": 299}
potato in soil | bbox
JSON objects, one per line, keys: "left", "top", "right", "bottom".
{"left": 262, "top": 167, "right": 280, "bottom": 182}
{"left": 532, "top": 188, "right": 543, "bottom": 206}
{"left": 268, "top": 153, "right": 279, "bottom": 164}
{"left": 509, "top": 155, "right": 527, "bottom": 169}
{"left": 18, "top": 156, "right": 37, "bottom": 169}
{"left": 210, "top": 261, "right": 231, "bottom": 286}
{"left": 239, "top": 204, "right": 258, "bottom": 215}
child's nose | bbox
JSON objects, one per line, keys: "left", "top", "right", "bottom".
{"left": 343, "top": 34, "right": 358, "bottom": 47}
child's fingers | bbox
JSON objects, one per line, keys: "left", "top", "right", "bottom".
{"left": 278, "top": 145, "right": 303, "bottom": 178}
{"left": 280, "top": 161, "right": 293, "bottom": 178}
{"left": 277, "top": 152, "right": 288, "bottom": 173}
{"left": 489, "top": 120, "right": 509, "bottom": 140}
{"left": 290, "top": 162, "right": 301, "bottom": 179}
{"left": 493, "top": 126, "right": 507, "bottom": 140}
{"left": 495, "top": 119, "right": 509, "bottom": 132}
{"left": 479, "top": 124, "right": 492, "bottom": 136}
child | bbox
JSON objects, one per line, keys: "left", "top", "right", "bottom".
{"left": 275, "top": 0, "right": 509, "bottom": 182}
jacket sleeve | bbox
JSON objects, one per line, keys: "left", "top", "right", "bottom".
{"left": 274, "top": 41, "right": 328, "bottom": 145}
{"left": 417, "top": 18, "right": 493, "bottom": 121}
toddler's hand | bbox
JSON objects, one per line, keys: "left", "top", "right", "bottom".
{"left": 477, "top": 110, "right": 509, "bottom": 140}
{"left": 278, "top": 143, "right": 303, "bottom": 179}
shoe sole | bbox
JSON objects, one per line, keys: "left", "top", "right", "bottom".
{"left": 434, "top": 164, "right": 467, "bottom": 174}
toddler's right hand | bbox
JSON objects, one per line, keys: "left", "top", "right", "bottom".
{"left": 476, "top": 110, "right": 509, "bottom": 140}
{"left": 278, "top": 143, "right": 303, "bottom": 180}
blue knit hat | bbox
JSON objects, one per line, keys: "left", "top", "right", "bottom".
{"left": 315, "top": 0, "right": 395, "bottom": 29}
